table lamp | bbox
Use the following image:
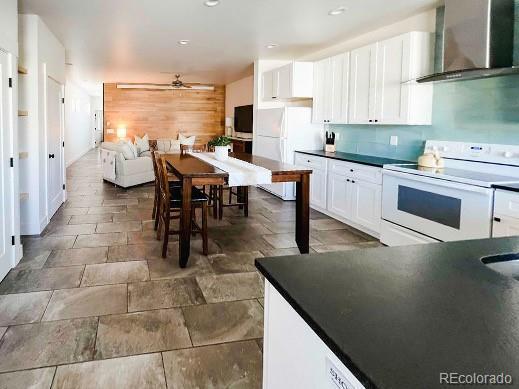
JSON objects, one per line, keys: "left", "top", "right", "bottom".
{"left": 225, "top": 117, "right": 233, "bottom": 137}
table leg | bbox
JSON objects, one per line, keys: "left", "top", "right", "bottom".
{"left": 179, "top": 178, "right": 193, "bottom": 268}
{"left": 295, "top": 173, "right": 310, "bottom": 254}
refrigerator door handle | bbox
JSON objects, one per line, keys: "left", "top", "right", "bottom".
{"left": 279, "top": 138, "right": 286, "bottom": 163}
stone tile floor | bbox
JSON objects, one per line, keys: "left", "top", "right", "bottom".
{"left": 0, "top": 149, "right": 380, "bottom": 388}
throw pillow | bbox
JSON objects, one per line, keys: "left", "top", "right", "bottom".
{"left": 178, "top": 133, "right": 196, "bottom": 146}
{"left": 117, "top": 141, "right": 136, "bottom": 160}
{"left": 135, "top": 134, "right": 150, "bottom": 155}
{"left": 127, "top": 141, "right": 139, "bottom": 159}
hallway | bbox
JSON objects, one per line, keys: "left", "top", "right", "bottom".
{"left": 0, "top": 149, "right": 378, "bottom": 388}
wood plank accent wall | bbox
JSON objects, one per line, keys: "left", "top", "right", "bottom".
{"left": 103, "top": 83, "right": 225, "bottom": 144}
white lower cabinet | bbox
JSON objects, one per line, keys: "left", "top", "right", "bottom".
{"left": 295, "top": 153, "right": 382, "bottom": 237}
{"left": 263, "top": 280, "right": 365, "bottom": 389}
{"left": 492, "top": 190, "right": 519, "bottom": 237}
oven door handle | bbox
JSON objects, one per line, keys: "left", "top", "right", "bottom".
{"left": 382, "top": 170, "right": 494, "bottom": 195}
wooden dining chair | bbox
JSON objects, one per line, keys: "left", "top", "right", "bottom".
{"left": 151, "top": 149, "right": 180, "bottom": 231}
{"left": 206, "top": 145, "right": 248, "bottom": 220}
{"left": 156, "top": 155, "right": 209, "bottom": 258}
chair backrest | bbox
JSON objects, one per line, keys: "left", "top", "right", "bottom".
{"left": 150, "top": 150, "right": 160, "bottom": 183}
{"left": 180, "top": 144, "right": 207, "bottom": 155}
{"left": 155, "top": 154, "right": 170, "bottom": 205}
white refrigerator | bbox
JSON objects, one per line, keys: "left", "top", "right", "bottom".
{"left": 254, "top": 107, "right": 323, "bottom": 200}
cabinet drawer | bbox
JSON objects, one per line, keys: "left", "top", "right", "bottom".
{"left": 329, "top": 160, "right": 382, "bottom": 184}
{"left": 295, "top": 153, "right": 327, "bottom": 171}
{"left": 494, "top": 190, "right": 519, "bottom": 219}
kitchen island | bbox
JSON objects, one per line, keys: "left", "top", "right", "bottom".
{"left": 256, "top": 238, "right": 519, "bottom": 388}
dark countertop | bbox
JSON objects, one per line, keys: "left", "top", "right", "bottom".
{"left": 493, "top": 183, "right": 519, "bottom": 192}
{"left": 255, "top": 238, "right": 519, "bottom": 389}
{"left": 295, "top": 150, "right": 414, "bottom": 167}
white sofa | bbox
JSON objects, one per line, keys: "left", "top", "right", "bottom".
{"left": 100, "top": 142, "right": 155, "bottom": 188}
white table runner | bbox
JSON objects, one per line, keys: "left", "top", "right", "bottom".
{"left": 189, "top": 152, "right": 272, "bottom": 187}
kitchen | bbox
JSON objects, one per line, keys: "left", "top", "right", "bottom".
{"left": 254, "top": 0, "right": 519, "bottom": 387}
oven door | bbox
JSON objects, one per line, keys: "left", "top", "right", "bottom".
{"left": 382, "top": 170, "right": 494, "bottom": 242}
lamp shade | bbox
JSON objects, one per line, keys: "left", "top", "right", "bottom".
{"left": 225, "top": 117, "right": 233, "bottom": 127}
{"left": 117, "top": 127, "right": 127, "bottom": 138}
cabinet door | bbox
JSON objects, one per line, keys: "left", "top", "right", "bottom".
{"left": 350, "top": 180, "right": 381, "bottom": 233}
{"left": 349, "top": 43, "right": 377, "bottom": 124}
{"left": 327, "top": 173, "right": 352, "bottom": 220}
{"left": 262, "top": 70, "right": 274, "bottom": 100}
{"left": 312, "top": 58, "right": 330, "bottom": 124}
{"left": 492, "top": 215, "right": 519, "bottom": 238}
{"left": 330, "top": 53, "right": 349, "bottom": 124}
{"left": 310, "top": 168, "right": 327, "bottom": 210}
{"left": 276, "top": 64, "right": 292, "bottom": 99}
{"left": 375, "top": 34, "right": 410, "bottom": 124}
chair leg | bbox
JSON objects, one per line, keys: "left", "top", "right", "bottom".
{"left": 238, "top": 187, "right": 244, "bottom": 210}
{"left": 202, "top": 203, "right": 208, "bottom": 255}
{"left": 191, "top": 207, "right": 196, "bottom": 237}
{"left": 152, "top": 190, "right": 157, "bottom": 220}
{"left": 218, "top": 185, "right": 224, "bottom": 220}
{"left": 154, "top": 196, "right": 161, "bottom": 231}
{"left": 156, "top": 203, "right": 163, "bottom": 240}
{"left": 244, "top": 186, "right": 249, "bottom": 217}
{"left": 161, "top": 213, "right": 170, "bottom": 258}
{"left": 212, "top": 186, "right": 218, "bottom": 219}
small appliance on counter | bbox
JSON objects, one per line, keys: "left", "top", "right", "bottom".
{"left": 325, "top": 131, "right": 336, "bottom": 153}
{"left": 417, "top": 150, "right": 445, "bottom": 169}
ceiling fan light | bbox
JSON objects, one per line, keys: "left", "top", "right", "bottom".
{"left": 178, "top": 40, "right": 190, "bottom": 45}
{"left": 266, "top": 44, "right": 279, "bottom": 49}
{"left": 204, "top": 0, "right": 220, "bottom": 7}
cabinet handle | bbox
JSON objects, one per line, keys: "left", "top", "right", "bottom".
{"left": 350, "top": 169, "right": 354, "bottom": 172}
{"left": 494, "top": 217, "right": 501, "bottom": 222}
{"left": 374, "top": 119, "right": 379, "bottom": 123}
{"left": 352, "top": 180, "right": 356, "bottom": 184}
{"left": 346, "top": 179, "right": 350, "bottom": 182}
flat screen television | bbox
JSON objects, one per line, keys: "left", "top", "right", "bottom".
{"left": 234, "top": 105, "right": 253, "bottom": 133}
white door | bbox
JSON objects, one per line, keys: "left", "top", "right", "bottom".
{"left": 262, "top": 70, "right": 274, "bottom": 100}
{"left": 330, "top": 53, "right": 349, "bottom": 124}
{"left": 350, "top": 179, "right": 382, "bottom": 233}
{"left": 94, "top": 110, "right": 103, "bottom": 146}
{"left": 375, "top": 34, "right": 410, "bottom": 125}
{"left": 276, "top": 64, "right": 292, "bottom": 99}
{"left": 312, "top": 58, "right": 330, "bottom": 124}
{"left": 0, "top": 50, "right": 13, "bottom": 281}
{"left": 47, "top": 77, "right": 64, "bottom": 218}
{"left": 349, "top": 43, "right": 377, "bottom": 124}
{"left": 309, "top": 168, "right": 327, "bottom": 210}
{"left": 327, "top": 173, "right": 351, "bottom": 219}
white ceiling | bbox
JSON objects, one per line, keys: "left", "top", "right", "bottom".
{"left": 19, "top": 0, "right": 439, "bottom": 92}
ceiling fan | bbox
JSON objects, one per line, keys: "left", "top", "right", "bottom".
{"left": 117, "top": 73, "right": 214, "bottom": 91}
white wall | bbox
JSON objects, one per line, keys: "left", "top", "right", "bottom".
{"left": 19, "top": 14, "right": 66, "bottom": 234}
{"left": 225, "top": 75, "right": 254, "bottom": 118}
{"left": 0, "top": 0, "right": 18, "bottom": 56}
{"left": 65, "top": 81, "right": 93, "bottom": 166}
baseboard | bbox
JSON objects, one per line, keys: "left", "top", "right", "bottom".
{"left": 20, "top": 222, "right": 42, "bottom": 236}
{"left": 310, "top": 206, "right": 380, "bottom": 240}
{"left": 66, "top": 146, "right": 93, "bottom": 167}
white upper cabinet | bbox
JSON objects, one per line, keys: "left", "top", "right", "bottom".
{"left": 262, "top": 62, "right": 314, "bottom": 101}
{"left": 312, "top": 53, "right": 349, "bottom": 124}
{"left": 349, "top": 31, "right": 433, "bottom": 125}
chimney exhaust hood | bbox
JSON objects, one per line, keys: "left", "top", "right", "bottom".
{"left": 417, "top": 0, "right": 518, "bottom": 83}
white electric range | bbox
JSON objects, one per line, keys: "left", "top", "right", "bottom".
{"left": 381, "top": 140, "right": 519, "bottom": 246}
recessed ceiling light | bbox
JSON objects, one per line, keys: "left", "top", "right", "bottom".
{"left": 266, "top": 44, "right": 279, "bottom": 49}
{"left": 204, "top": 0, "right": 220, "bottom": 6}
{"left": 178, "top": 40, "right": 190, "bottom": 45}
{"left": 328, "top": 6, "right": 347, "bottom": 16}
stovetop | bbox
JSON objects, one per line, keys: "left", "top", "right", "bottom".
{"left": 384, "top": 163, "right": 519, "bottom": 188}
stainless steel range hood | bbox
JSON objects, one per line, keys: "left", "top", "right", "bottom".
{"left": 417, "top": 0, "right": 518, "bottom": 83}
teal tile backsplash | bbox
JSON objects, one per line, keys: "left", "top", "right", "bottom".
{"left": 331, "top": 4, "right": 519, "bottom": 162}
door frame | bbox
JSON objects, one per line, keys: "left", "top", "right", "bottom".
{"left": 0, "top": 47, "right": 20, "bottom": 278}
{"left": 44, "top": 66, "right": 66, "bottom": 222}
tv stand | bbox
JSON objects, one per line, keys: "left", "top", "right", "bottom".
{"left": 230, "top": 137, "right": 253, "bottom": 154}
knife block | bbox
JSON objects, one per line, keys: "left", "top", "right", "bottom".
{"left": 325, "top": 144, "right": 336, "bottom": 153}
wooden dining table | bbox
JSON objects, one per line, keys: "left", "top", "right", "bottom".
{"left": 162, "top": 152, "right": 313, "bottom": 268}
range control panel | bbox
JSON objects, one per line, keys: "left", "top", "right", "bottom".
{"left": 424, "top": 140, "right": 519, "bottom": 166}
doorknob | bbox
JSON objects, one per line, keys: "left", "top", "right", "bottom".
{"left": 49, "top": 154, "right": 55, "bottom": 159}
